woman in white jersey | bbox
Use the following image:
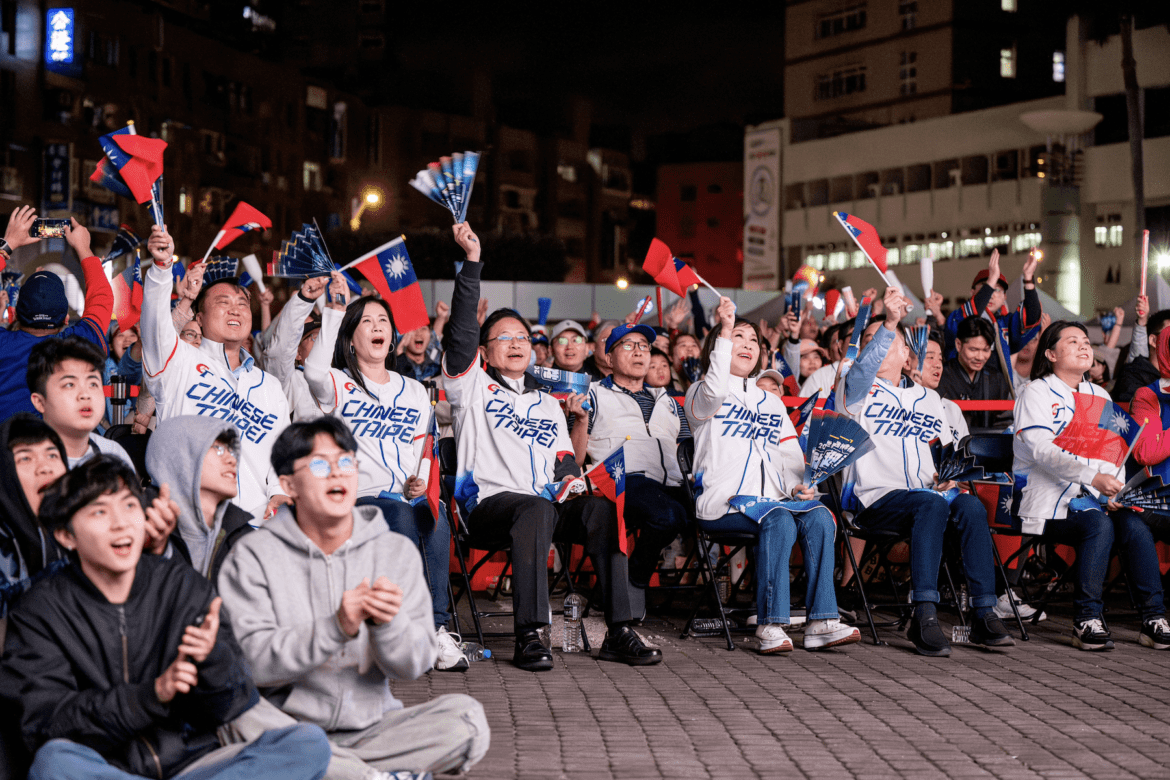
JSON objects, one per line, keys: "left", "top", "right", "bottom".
{"left": 1013, "top": 320, "right": 1170, "bottom": 651}
{"left": 303, "top": 274, "right": 468, "bottom": 670}
{"left": 685, "top": 296, "right": 859, "bottom": 655}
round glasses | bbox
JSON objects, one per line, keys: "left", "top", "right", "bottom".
{"left": 297, "top": 454, "right": 359, "bottom": 478}
{"left": 555, "top": 335, "right": 585, "bottom": 345}
{"left": 491, "top": 333, "right": 530, "bottom": 343}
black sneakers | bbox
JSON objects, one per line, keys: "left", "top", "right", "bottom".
{"left": 1140, "top": 617, "right": 1170, "bottom": 650}
{"left": 969, "top": 612, "right": 1015, "bottom": 648}
{"left": 1072, "top": 618, "right": 1114, "bottom": 651}
{"left": 908, "top": 607, "right": 951, "bottom": 657}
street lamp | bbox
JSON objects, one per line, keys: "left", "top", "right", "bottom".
{"left": 615, "top": 277, "right": 629, "bottom": 290}
{"left": 350, "top": 187, "right": 384, "bottom": 231}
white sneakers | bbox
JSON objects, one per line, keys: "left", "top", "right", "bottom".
{"left": 756, "top": 624, "right": 793, "bottom": 654}
{"left": 435, "top": 626, "right": 470, "bottom": 672}
{"left": 803, "top": 618, "right": 862, "bottom": 650}
{"left": 993, "top": 591, "right": 1046, "bottom": 622}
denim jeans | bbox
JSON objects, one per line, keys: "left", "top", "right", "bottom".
{"left": 1045, "top": 506, "right": 1166, "bottom": 622}
{"left": 356, "top": 496, "right": 451, "bottom": 628}
{"left": 623, "top": 474, "right": 692, "bottom": 585}
{"left": 704, "top": 504, "right": 839, "bottom": 624}
{"left": 29, "top": 724, "right": 330, "bottom": 780}
{"left": 854, "top": 490, "right": 997, "bottom": 609}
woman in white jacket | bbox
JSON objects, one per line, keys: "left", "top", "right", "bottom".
{"left": 684, "top": 297, "right": 859, "bottom": 654}
{"left": 1014, "top": 320, "right": 1170, "bottom": 651}
{"left": 303, "top": 273, "right": 467, "bottom": 670}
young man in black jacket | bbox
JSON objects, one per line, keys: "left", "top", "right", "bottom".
{"left": 0, "top": 455, "right": 331, "bottom": 780}
{"left": 937, "top": 315, "right": 1013, "bottom": 431}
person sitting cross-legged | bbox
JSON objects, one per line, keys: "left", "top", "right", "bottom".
{"left": 685, "top": 296, "right": 860, "bottom": 654}
{"left": 572, "top": 323, "right": 692, "bottom": 588}
{"left": 838, "top": 286, "right": 1013, "bottom": 657}
{"left": 217, "top": 416, "right": 490, "bottom": 778}
{"left": 0, "top": 455, "right": 333, "bottom": 780}
{"left": 443, "top": 222, "right": 660, "bottom": 671}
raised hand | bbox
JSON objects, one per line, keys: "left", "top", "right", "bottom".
{"left": 300, "top": 275, "right": 329, "bottom": 301}
{"left": 144, "top": 483, "right": 179, "bottom": 556}
{"left": 177, "top": 263, "right": 204, "bottom": 302}
{"left": 1137, "top": 295, "right": 1150, "bottom": 326}
{"left": 4, "top": 205, "right": 39, "bottom": 250}
{"left": 883, "top": 286, "right": 908, "bottom": 328}
{"left": 757, "top": 318, "right": 781, "bottom": 349}
{"left": 337, "top": 577, "right": 372, "bottom": 637}
{"left": 258, "top": 288, "right": 275, "bottom": 307}
{"left": 925, "top": 290, "right": 945, "bottom": 325}
{"left": 1022, "top": 248, "right": 1040, "bottom": 282}
{"left": 987, "top": 249, "right": 1001, "bottom": 290}
{"left": 1113, "top": 306, "right": 1125, "bottom": 326}
{"left": 178, "top": 597, "right": 221, "bottom": 663}
{"left": 1091, "top": 472, "right": 1123, "bottom": 497}
{"left": 715, "top": 296, "right": 736, "bottom": 337}
{"left": 434, "top": 299, "right": 450, "bottom": 321}
{"left": 363, "top": 576, "right": 403, "bottom": 626}
{"left": 476, "top": 297, "right": 489, "bottom": 326}
{"left": 453, "top": 222, "right": 481, "bottom": 263}
{"left": 782, "top": 311, "right": 800, "bottom": 341}
{"left": 64, "top": 218, "right": 93, "bottom": 260}
{"left": 327, "top": 270, "right": 349, "bottom": 310}
{"left": 147, "top": 225, "right": 175, "bottom": 266}
{"left": 663, "top": 298, "right": 690, "bottom": 330}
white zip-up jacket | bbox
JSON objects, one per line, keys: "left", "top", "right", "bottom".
{"left": 837, "top": 327, "right": 953, "bottom": 510}
{"left": 1013, "top": 374, "right": 1121, "bottom": 534}
{"left": 141, "top": 261, "right": 289, "bottom": 520}
{"left": 799, "top": 361, "right": 840, "bottom": 398}
{"left": 587, "top": 378, "right": 685, "bottom": 486}
{"left": 684, "top": 337, "right": 805, "bottom": 521}
{"left": 264, "top": 291, "right": 319, "bottom": 421}
{"left": 303, "top": 306, "right": 430, "bottom": 499}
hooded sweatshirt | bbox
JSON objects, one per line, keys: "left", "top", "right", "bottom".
{"left": 0, "top": 413, "right": 68, "bottom": 618}
{"left": 216, "top": 504, "right": 436, "bottom": 732}
{"left": 145, "top": 415, "right": 254, "bottom": 581}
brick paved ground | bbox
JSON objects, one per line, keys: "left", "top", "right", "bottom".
{"left": 394, "top": 596, "right": 1170, "bottom": 780}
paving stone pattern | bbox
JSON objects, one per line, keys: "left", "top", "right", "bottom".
{"left": 393, "top": 605, "right": 1170, "bottom": 780}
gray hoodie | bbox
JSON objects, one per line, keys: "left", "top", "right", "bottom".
{"left": 146, "top": 414, "right": 237, "bottom": 576}
{"left": 217, "top": 504, "right": 436, "bottom": 732}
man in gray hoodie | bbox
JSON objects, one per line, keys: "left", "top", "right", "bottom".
{"left": 217, "top": 416, "right": 489, "bottom": 780}
{"left": 146, "top": 415, "right": 254, "bottom": 582}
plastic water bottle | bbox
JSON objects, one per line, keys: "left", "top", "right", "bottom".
{"left": 459, "top": 641, "right": 492, "bottom": 662}
{"left": 562, "top": 593, "right": 587, "bottom": 652}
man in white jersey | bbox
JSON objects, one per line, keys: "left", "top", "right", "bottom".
{"left": 838, "top": 287, "right": 1011, "bottom": 657}
{"left": 141, "top": 225, "right": 291, "bottom": 521}
{"left": 443, "top": 222, "right": 661, "bottom": 672}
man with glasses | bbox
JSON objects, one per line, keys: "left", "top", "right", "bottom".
{"left": 572, "top": 323, "right": 692, "bottom": 588}
{"left": 218, "top": 415, "right": 491, "bottom": 778}
{"left": 443, "top": 222, "right": 661, "bottom": 671}
{"left": 550, "top": 320, "right": 589, "bottom": 374}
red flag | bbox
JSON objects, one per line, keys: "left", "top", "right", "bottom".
{"left": 586, "top": 445, "right": 628, "bottom": 555}
{"left": 346, "top": 237, "right": 430, "bottom": 334}
{"left": 109, "top": 135, "right": 167, "bottom": 205}
{"left": 824, "top": 289, "right": 841, "bottom": 320}
{"left": 214, "top": 202, "right": 272, "bottom": 251}
{"left": 112, "top": 256, "right": 143, "bottom": 329}
{"left": 642, "top": 238, "right": 703, "bottom": 297}
{"left": 834, "top": 212, "right": 888, "bottom": 275}
{"left": 1052, "top": 392, "right": 1140, "bottom": 468}
{"left": 418, "top": 408, "right": 442, "bottom": 521}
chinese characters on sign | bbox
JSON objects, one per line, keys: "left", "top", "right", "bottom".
{"left": 45, "top": 8, "right": 74, "bottom": 64}
{"left": 42, "top": 142, "right": 72, "bottom": 213}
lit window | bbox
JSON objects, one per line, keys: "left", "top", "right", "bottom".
{"left": 828, "top": 251, "right": 850, "bottom": 270}
{"left": 1012, "top": 232, "right": 1042, "bottom": 253}
{"left": 886, "top": 248, "right": 901, "bottom": 266}
{"left": 1094, "top": 226, "right": 1108, "bottom": 247}
{"left": 179, "top": 186, "right": 191, "bottom": 215}
{"left": 959, "top": 238, "right": 984, "bottom": 258}
{"left": 806, "top": 253, "right": 827, "bottom": 270}
{"left": 903, "top": 244, "right": 921, "bottom": 264}
{"left": 1000, "top": 47, "right": 1016, "bottom": 79}
{"left": 1108, "top": 225, "right": 1123, "bottom": 248}
{"left": 303, "top": 161, "right": 322, "bottom": 192}
{"left": 1052, "top": 51, "right": 1065, "bottom": 83}
{"left": 850, "top": 250, "right": 867, "bottom": 269}
{"left": 1001, "top": 0, "right": 1016, "bottom": 9}
{"left": 899, "top": 52, "right": 917, "bottom": 96}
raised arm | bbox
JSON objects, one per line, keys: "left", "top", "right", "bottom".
{"left": 63, "top": 220, "right": 113, "bottom": 350}
{"left": 140, "top": 225, "right": 180, "bottom": 377}
{"left": 266, "top": 277, "right": 326, "bottom": 387}
{"left": 302, "top": 274, "right": 347, "bottom": 411}
{"left": 441, "top": 222, "right": 483, "bottom": 378}
{"left": 685, "top": 296, "right": 736, "bottom": 420}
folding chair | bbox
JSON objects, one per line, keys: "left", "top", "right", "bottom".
{"left": 675, "top": 438, "right": 757, "bottom": 651}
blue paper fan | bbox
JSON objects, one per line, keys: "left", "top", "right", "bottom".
{"left": 904, "top": 325, "right": 930, "bottom": 372}
{"left": 1114, "top": 471, "right": 1170, "bottom": 511}
{"left": 802, "top": 408, "right": 874, "bottom": 487}
{"left": 409, "top": 150, "right": 481, "bottom": 223}
{"left": 268, "top": 223, "right": 335, "bottom": 279}
{"left": 202, "top": 255, "right": 240, "bottom": 284}
{"left": 844, "top": 297, "right": 874, "bottom": 362}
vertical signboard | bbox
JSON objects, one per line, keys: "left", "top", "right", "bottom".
{"left": 42, "top": 142, "right": 71, "bottom": 214}
{"left": 45, "top": 8, "right": 81, "bottom": 77}
{"left": 743, "top": 123, "right": 782, "bottom": 290}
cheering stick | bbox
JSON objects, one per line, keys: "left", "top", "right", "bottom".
{"left": 241, "top": 253, "right": 266, "bottom": 293}
{"left": 1141, "top": 229, "right": 1150, "bottom": 298}
{"left": 921, "top": 253, "right": 934, "bottom": 318}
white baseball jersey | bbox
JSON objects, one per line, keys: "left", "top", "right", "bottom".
{"left": 799, "top": 361, "right": 840, "bottom": 398}
{"left": 587, "top": 379, "right": 684, "bottom": 486}
{"left": 942, "top": 397, "right": 970, "bottom": 444}
{"left": 444, "top": 358, "right": 574, "bottom": 512}
{"left": 1013, "top": 374, "right": 1121, "bottom": 534}
{"left": 684, "top": 338, "right": 805, "bottom": 521}
{"left": 263, "top": 292, "right": 320, "bottom": 421}
{"left": 303, "top": 306, "right": 429, "bottom": 499}
{"left": 141, "top": 262, "right": 289, "bottom": 520}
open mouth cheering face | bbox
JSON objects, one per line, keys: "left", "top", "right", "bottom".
{"left": 354, "top": 301, "right": 395, "bottom": 365}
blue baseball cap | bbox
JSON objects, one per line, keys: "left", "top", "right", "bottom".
{"left": 605, "top": 323, "right": 657, "bottom": 354}
{"left": 16, "top": 271, "right": 68, "bottom": 328}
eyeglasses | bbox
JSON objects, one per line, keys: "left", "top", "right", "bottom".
{"left": 491, "top": 333, "right": 530, "bottom": 344}
{"left": 555, "top": 335, "right": 585, "bottom": 345}
{"left": 211, "top": 443, "right": 239, "bottom": 459}
{"left": 616, "top": 341, "right": 651, "bottom": 352}
{"left": 296, "top": 454, "right": 359, "bottom": 478}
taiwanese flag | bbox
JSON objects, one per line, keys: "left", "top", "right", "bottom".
{"left": 772, "top": 352, "right": 801, "bottom": 396}
{"left": 1053, "top": 392, "right": 1141, "bottom": 468}
{"left": 411, "top": 407, "right": 442, "bottom": 521}
{"left": 112, "top": 255, "right": 143, "bottom": 329}
{"left": 95, "top": 126, "right": 166, "bottom": 205}
{"left": 102, "top": 225, "right": 140, "bottom": 264}
{"left": 342, "top": 236, "right": 429, "bottom": 334}
{"left": 586, "top": 444, "right": 628, "bottom": 554}
{"left": 834, "top": 212, "right": 888, "bottom": 275}
{"left": 212, "top": 201, "right": 272, "bottom": 252}
{"left": 642, "top": 238, "right": 702, "bottom": 297}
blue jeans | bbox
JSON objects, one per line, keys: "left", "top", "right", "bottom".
{"left": 704, "top": 505, "right": 839, "bottom": 624}
{"left": 624, "top": 474, "right": 691, "bottom": 585}
{"left": 357, "top": 496, "right": 451, "bottom": 627}
{"left": 29, "top": 724, "right": 330, "bottom": 780}
{"left": 855, "top": 490, "right": 997, "bottom": 609}
{"left": 1045, "top": 507, "right": 1166, "bottom": 622}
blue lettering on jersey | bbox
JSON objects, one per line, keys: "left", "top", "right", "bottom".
{"left": 864, "top": 402, "right": 942, "bottom": 443}
{"left": 713, "top": 402, "right": 787, "bottom": 444}
{"left": 340, "top": 398, "right": 421, "bottom": 444}
{"left": 186, "top": 382, "right": 278, "bottom": 443}
{"left": 484, "top": 397, "right": 559, "bottom": 448}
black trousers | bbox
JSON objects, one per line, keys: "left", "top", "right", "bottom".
{"left": 468, "top": 492, "right": 644, "bottom": 632}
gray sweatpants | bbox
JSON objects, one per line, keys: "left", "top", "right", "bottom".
{"left": 221, "top": 695, "right": 490, "bottom": 779}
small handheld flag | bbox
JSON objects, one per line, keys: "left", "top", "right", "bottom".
{"left": 630, "top": 294, "right": 654, "bottom": 322}
{"left": 772, "top": 354, "right": 801, "bottom": 396}
{"left": 412, "top": 396, "right": 443, "bottom": 521}
{"left": 791, "top": 390, "right": 820, "bottom": 433}
{"left": 92, "top": 122, "right": 166, "bottom": 225}
{"left": 642, "top": 238, "right": 720, "bottom": 299}
{"left": 112, "top": 255, "right": 143, "bottom": 329}
{"left": 409, "top": 151, "right": 480, "bottom": 223}
{"left": 102, "top": 225, "right": 140, "bottom": 265}
{"left": 833, "top": 212, "right": 889, "bottom": 285}
{"left": 1052, "top": 393, "right": 1142, "bottom": 469}
{"left": 585, "top": 445, "right": 628, "bottom": 554}
{"left": 202, "top": 201, "right": 272, "bottom": 263}
{"left": 340, "top": 236, "right": 429, "bottom": 334}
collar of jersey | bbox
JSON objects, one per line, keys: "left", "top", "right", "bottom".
{"left": 599, "top": 374, "right": 651, "bottom": 397}
{"left": 197, "top": 336, "right": 255, "bottom": 373}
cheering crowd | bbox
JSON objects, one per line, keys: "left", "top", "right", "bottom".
{"left": 0, "top": 202, "right": 1169, "bottom": 780}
